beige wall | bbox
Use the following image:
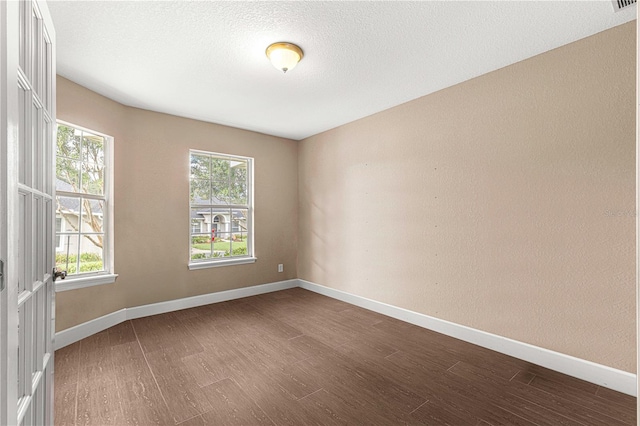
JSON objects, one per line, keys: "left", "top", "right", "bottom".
{"left": 57, "top": 22, "right": 635, "bottom": 373}
{"left": 298, "top": 23, "right": 636, "bottom": 372}
{"left": 55, "top": 77, "right": 298, "bottom": 331}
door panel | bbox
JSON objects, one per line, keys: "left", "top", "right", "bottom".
{"left": 1, "top": 0, "right": 56, "bottom": 425}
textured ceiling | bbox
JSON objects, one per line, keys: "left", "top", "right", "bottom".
{"left": 48, "top": 1, "right": 636, "bottom": 140}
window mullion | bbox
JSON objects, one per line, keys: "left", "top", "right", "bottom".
{"left": 75, "top": 195, "right": 82, "bottom": 274}
{"left": 189, "top": 204, "right": 248, "bottom": 210}
{"left": 56, "top": 190, "right": 105, "bottom": 201}
{"left": 78, "top": 129, "right": 84, "bottom": 193}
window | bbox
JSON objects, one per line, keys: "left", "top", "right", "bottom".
{"left": 189, "top": 150, "right": 254, "bottom": 269}
{"left": 55, "top": 121, "right": 116, "bottom": 289}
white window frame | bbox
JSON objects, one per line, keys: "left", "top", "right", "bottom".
{"left": 188, "top": 149, "right": 255, "bottom": 269}
{"left": 54, "top": 120, "right": 117, "bottom": 291}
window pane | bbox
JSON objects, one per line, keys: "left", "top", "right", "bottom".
{"left": 80, "top": 199, "right": 104, "bottom": 233}
{"left": 44, "top": 119, "right": 52, "bottom": 194}
{"left": 232, "top": 208, "right": 248, "bottom": 233}
{"left": 190, "top": 179, "right": 210, "bottom": 204}
{"left": 81, "top": 161, "right": 104, "bottom": 195}
{"left": 56, "top": 158, "right": 80, "bottom": 191}
{"left": 211, "top": 181, "right": 230, "bottom": 205}
{"left": 32, "top": 102, "right": 42, "bottom": 191}
{"left": 56, "top": 124, "right": 81, "bottom": 159}
{"left": 17, "top": 305, "right": 25, "bottom": 399}
{"left": 82, "top": 132, "right": 105, "bottom": 166}
{"left": 55, "top": 217, "right": 62, "bottom": 248}
{"left": 19, "top": 0, "right": 26, "bottom": 70}
{"left": 56, "top": 196, "right": 81, "bottom": 233}
{"left": 213, "top": 233, "right": 231, "bottom": 258}
{"left": 34, "top": 196, "right": 43, "bottom": 282}
{"left": 31, "top": 7, "right": 40, "bottom": 91}
{"left": 230, "top": 165, "right": 247, "bottom": 205}
{"left": 190, "top": 154, "right": 210, "bottom": 180}
{"left": 211, "top": 209, "right": 230, "bottom": 234}
{"left": 19, "top": 193, "right": 27, "bottom": 293}
{"left": 210, "top": 158, "right": 230, "bottom": 182}
{"left": 79, "top": 235, "right": 104, "bottom": 273}
{"left": 191, "top": 207, "right": 210, "bottom": 233}
{"left": 55, "top": 234, "right": 78, "bottom": 274}
{"left": 191, "top": 235, "right": 211, "bottom": 261}
{"left": 18, "top": 84, "right": 28, "bottom": 185}
{"left": 45, "top": 199, "right": 53, "bottom": 272}
{"left": 44, "top": 38, "right": 52, "bottom": 110}
{"left": 230, "top": 234, "right": 247, "bottom": 257}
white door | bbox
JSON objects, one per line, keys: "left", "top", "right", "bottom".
{"left": 1, "top": 0, "right": 56, "bottom": 425}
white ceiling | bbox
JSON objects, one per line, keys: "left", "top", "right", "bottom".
{"left": 48, "top": 1, "right": 636, "bottom": 141}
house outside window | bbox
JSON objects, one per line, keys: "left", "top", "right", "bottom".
{"left": 189, "top": 150, "right": 255, "bottom": 269}
{"left": 55, "top": 121, "right": 116, "bottom": 289}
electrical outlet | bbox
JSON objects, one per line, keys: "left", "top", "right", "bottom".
{"left": 278, "top": 264, "right": 283, "bottom": 273}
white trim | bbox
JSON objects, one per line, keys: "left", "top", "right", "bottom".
{"left": 54, "top": 308, "right": 127, "bottom": 350}
{"left": 188, "top": 257, "right": 257, "bottom": 270}
{"left": 298, "top": 279, "right": 637, "bottom": 397}
{"left": 125, "top": 278, "right": 292, "bottom": 319}
{"left": 188, "top": 150, "right": 254, "bottom": 266}
{"left": 189, "top": 149, "right": 253, "bottom": 163}
{"left": 55, "top": 119, "right": 111, "bottom": 140}
{"left": 55, "top": 273, "right": 118, "bottom": 292}
{"left": 55, "top": 121, "right": 115, "bottom": 282}
{"left": 54, "top": 278, "right": 298, "bottom": 350}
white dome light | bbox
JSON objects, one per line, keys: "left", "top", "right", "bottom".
{"left": 266, "top": 42, "right": 304, "bottom": 74}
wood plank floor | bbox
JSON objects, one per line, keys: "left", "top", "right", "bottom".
{"left": 54, "top": 288, "right": 636, "bottom": 425}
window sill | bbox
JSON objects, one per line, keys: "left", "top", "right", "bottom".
{"left": 55, "top": 273, "right": 118, "bottom": 292}
{"left": 188, "top": 257, "right": 257, "bottom": 270}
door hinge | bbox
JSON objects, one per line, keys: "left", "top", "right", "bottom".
{"left": 0, "top": 259, "right": 4, "bottom": 291}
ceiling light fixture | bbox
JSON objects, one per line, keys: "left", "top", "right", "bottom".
{"left": 266, "top": 42, "right": 304, "bottom": 74}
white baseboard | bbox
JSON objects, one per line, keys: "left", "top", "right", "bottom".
{"left": 125, "top": 279, "right": 298, "bottom": 321}
{"left": 298, "top": 279, "right": 637, "bottom": 397}
{"left": 54, "top": 279, "right": 298, "bottom": 351}
{"left": 55, "top": 308, "right": 127, "bottom": 351}
{"left": 54, "top": 277, "right": 636, "bottom": 397}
